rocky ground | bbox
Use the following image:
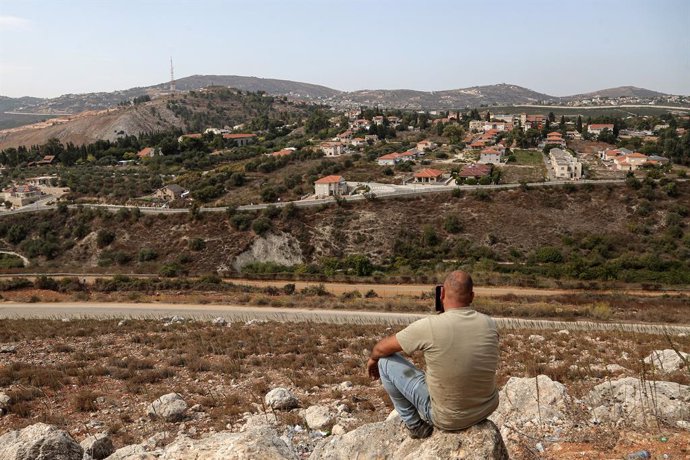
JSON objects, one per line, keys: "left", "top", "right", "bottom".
{"left": 0, "top": 318, "right": 688, "bottom": 459}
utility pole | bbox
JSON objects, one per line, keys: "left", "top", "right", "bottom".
{"left": 170, "top": 57, "right": 176, "bottom": 92}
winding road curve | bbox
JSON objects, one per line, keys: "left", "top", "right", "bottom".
{"left": 1, "top": 301, "right": 688, "bottom": 335}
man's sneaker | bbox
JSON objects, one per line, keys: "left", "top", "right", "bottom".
{"left": 406, "top": 420, "right": 433, "bottom": 439}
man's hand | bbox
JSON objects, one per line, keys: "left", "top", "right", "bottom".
{"left": 367, "top": 358, "right": 380, "bottom": 380}
{"left": 366, "top": 335, "right": 402, "bottom": 381}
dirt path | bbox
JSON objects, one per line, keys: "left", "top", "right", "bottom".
{"left": 2, "top": 301, "right": 688, "bottom": 335}
{"left": 226, "top": 279, "right": 688, "bottom": 298}
{"left": 2, "top": 273, "right": 685, "bottom": 298}
{"left": 0, "top": 251, "right": 29, "bottom": 267}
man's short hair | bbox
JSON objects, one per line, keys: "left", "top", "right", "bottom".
{"left": 444, "top": 271, "right": 473, "bottom": 300}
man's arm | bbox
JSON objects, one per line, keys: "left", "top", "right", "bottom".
{"left": 367, "top": 335, "right": 403, "bottom": 380}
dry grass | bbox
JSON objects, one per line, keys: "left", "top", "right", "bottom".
{"left": 0, "top": 318, "right": 687, "bottom": 456}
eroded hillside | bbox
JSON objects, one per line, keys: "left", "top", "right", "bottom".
{"left": 0, "top": 182, "right": 687, "bottom": 285}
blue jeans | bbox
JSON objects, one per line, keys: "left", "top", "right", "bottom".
{"left": 378, "top": 353, "right": 433, "bottom": 428}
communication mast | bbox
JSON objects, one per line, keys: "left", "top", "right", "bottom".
{"left": 169, "top": 57, "right": 176, "bottom": 92}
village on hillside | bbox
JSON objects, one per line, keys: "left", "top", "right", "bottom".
{"left": 0, "top": 88, "right": 687, "bottom": 210}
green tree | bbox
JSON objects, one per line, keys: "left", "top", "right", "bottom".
{"left": 443, "top": 125, "right": 465, "bottom": 144}
{"left": 576, "top": 115, "right": 583, "bottom": 133}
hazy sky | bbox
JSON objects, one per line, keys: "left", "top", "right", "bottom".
{"left": 1, "top": 0, "right": 688, "bottom": 98}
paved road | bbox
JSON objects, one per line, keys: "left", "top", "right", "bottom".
{"left": 1, "top": 302, "right": 688, "bottom": 335}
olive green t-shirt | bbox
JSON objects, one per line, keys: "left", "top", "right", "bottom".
{"left": 396, "top": 309, "right": 499, "bottom": 431}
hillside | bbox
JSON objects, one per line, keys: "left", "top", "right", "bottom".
{"left": 339, "top": 83, "right": 558, "bottom": 109}
{"left": 0, "top": 182, "right": 687, "bottom": 286}
{"left": 0, "top": 88, "right": 309, "bottom": 150}
{"left": 563, "top": 86, "right": 668, "bottom": 100}
{"left": 157, "top": 75, "right": 342, "bottom": 99}
{"left": 2, "top": 76, "right": 678, "bottom": 129}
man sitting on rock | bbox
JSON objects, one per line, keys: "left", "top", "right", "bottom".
{"left": 367, "top": 270, "right": 499, "bottom": 439}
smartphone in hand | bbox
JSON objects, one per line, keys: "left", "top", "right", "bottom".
{"left": 434, "top": 285, "right": 444, "bottom": 313}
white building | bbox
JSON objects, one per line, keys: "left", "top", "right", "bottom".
{"left": 320, "top": 142, "right": 345, "bottom": 157}
{"left": 549, "top": 148, "right": 583, "bottom": 180}
{"left": 314, "top": 175, "right": 348, "bottom": 198}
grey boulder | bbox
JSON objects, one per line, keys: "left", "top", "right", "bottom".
{"left": 0, "top": 423, "right": 83, "bottom": 460}
{"left": 309, "top": 415, "right": 508, "bottom": 460}
{"left": 146, "top": 393, "right": 188, "bottom": 422}
{"left": 587, "top": 377, "right": 690, "bottom": 428}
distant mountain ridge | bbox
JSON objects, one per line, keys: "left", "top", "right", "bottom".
{"left": 562, "top": 86, "right": 668, "bottom": 101}
{"left": 0, "top": 76, "right": 679, "bottom": 122}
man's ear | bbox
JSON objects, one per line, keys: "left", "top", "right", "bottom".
{"left": 470, "top": 291, "right": 475, "bottom": 303}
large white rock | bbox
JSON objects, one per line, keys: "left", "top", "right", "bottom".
{"left": 157, "top": 425, "right": 298, "bottom": 460}
{"left": 643, "top": 349, "right": 688, "bottom": 373}
{"left": 0, "top": 423, "right": 83, "bottom": 460}
{"left": 81, "top": 433, "right": 115, "bottom": 460}
{"left": 309, "top": 416, "right": 508, "bottom": 460}
{"left": 587, "top": 377, "right": 690, "bottom": 428}
{"left": 489, "top": 375, "right": 570, "bottom": 429}
{"left": 265, "top": 387, "right": 299, "bottom": 411}
{"left": 147, "top": 393, "right": 188, "bottom": 422}
{"left": 305, "top": 405, "right": 335, "bottom": 430}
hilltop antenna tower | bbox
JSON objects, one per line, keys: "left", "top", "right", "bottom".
{"left": 169, "top": 57, "right": 176, "bottom": 92}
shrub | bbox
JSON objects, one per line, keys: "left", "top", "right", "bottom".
{"left": 263, "top": 205, "right": 280, "bottom": 219}
{"left": 96, "top": 229, "right": 115, "bottom": 248}
{"left": 589, "top": 302, "right": 612, "bottom": 321}
{"left": 443, "top": 215, "right": 462, "bottom": 233}
{"left": 188, "top": 238, "right": 206, "bottom": 251}
{"left": 34, "top": 276, "right": 59, "bottom": 291}
{"left": 230, "top": 212, "right": 254, "bottom": 231}
{"left": 281, "top": 203, "right": 297, "bottom": 220}
{"left": 534, "top": 246, "right": 564, "bottom": 263}
{"left": 252, "top": 217, "right": 272, "bottom": 236}
{"left": 138, "top": 248, "right": 158, "bottom": 262}
{"left": 159, "top": 263, "right": 181, "bottom": 277}
{"left": 7, "top": 225, "right": 27, "bottom": 244}
{"left": 73, "top": 389, "right": 99, "bottom": 412}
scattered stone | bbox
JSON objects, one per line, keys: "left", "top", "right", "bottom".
{"left": 336, "top": 404, "right": 349, "bottom": 414}
{"left": 190, "top": 403, "right": 203, "bottom": 412}
{"left": 265, "top": 388, "right": 299, "bottom": 411}
{"left": 0, "top": 423, "right": 83, "bottom": 460}
{"left": 331, "top": 424, "right": 346, "bottom": 436}
{"left": 305, "top": 405, "right": 335, "bottom": 431}
{"left": 161, "top": 315, "right": 186, "bottom": 326}
{"left": 337, "top": 381, "right": 353, "bottom": 391}
{"left": 147, "top": 393, "right": 188, "bottom": 422}
{"left": 0, "top": 392, "right": 11, "bottom": 415}
{"left": 0, "top": 344, "right": 17, "bottom": 353}
{"left": 211, "top": 317, "right": 228, "bottom": 326}
{"left": 309, "top": 415, "right": 508, "bottom": 460}
{"left": 556, "top": 330, "right": 570, "bottom": 335}
{"left": 588, "top": 377, "right": 690, "bottom": 428}
{"left": 643, "top": 349, "right": 688, "bottom": 373}
{"left": 81, "top": 433, "right": 115, "bottom": 460}
{"left": 605, "top": 364, "right": 627, "bottom": 374}
{"left": 528, "top": 334, "right": 545, "bottom": 343}
{"left": 385, "top": 409, "right": 399, "bottom": 421}
{"left": 676, "top": 420, "right": 690, "bottom": 430}
{"left": 117, "top": 320, "right": 127, "bottom": 327}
